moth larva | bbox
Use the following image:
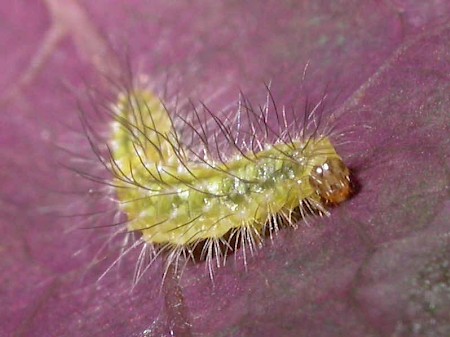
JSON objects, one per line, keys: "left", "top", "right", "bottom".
{"left": 96, "top": 87, "right": 353, "bottom": 278}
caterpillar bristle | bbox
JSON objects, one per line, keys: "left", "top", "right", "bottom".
{"left": 63, "top": 66, "right": 355, "bottom": 287}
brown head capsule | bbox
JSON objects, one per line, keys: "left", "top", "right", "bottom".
{"left": 309, "top": 158, "right": 352, "bottom": 204}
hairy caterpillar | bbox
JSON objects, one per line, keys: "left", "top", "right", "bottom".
{"left": 79, "top": 80, "right": 353, "bottom": 282}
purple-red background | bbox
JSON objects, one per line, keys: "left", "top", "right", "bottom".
{"left": 1, "top": 1, "right": 449, "bottom": 336}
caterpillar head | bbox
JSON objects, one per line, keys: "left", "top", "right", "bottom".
{"left": 309, "top": 158, "right": 352, "bottom": 204}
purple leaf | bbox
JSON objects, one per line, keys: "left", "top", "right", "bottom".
{"left": 1, "top": 1, "right": 449, "bottom": 336}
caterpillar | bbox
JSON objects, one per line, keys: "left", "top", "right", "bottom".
{"left": 79, "top": 81, "right": 353, "bottom": 282}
